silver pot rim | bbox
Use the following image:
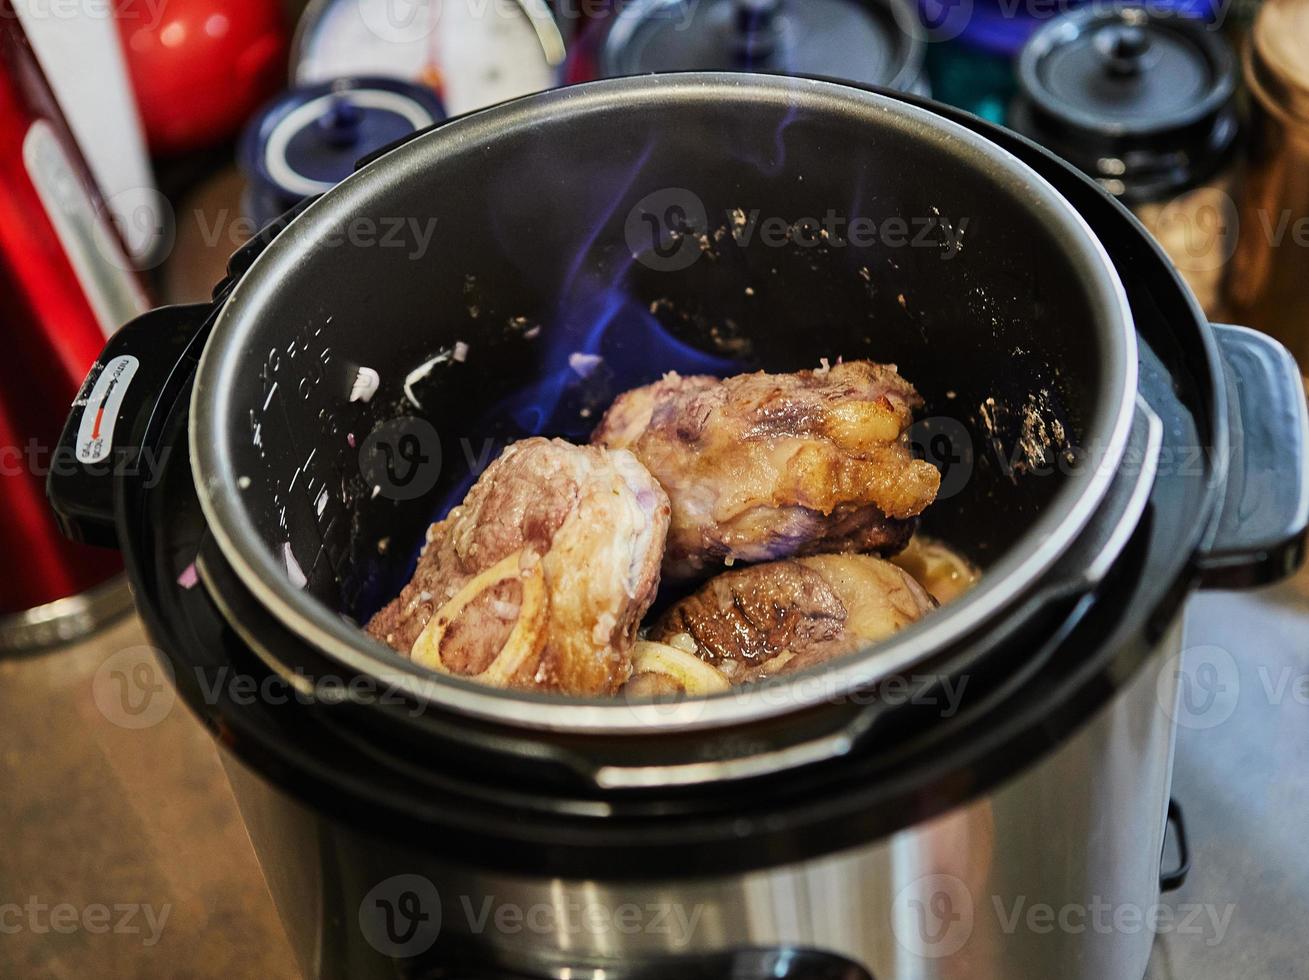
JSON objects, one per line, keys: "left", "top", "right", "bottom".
{"left": 189, "top": 73, "right": 1139, "bottom": 736}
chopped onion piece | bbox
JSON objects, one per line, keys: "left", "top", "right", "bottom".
{"left": 631, "top": 641, "right": 731, "bottom": 695}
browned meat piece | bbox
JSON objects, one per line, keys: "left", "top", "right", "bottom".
{"left": 648, "top": 554, "right": 936, "bottom": 686}
{"left": 365, "top": 437, "right": 670, "bottom": 696}
{"left": 592, "top": 361, "right": 941, "bottom": 581}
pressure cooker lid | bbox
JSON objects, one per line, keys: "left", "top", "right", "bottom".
{"left": 599, "top": 0, "right": 924, "bottom": 91}
{"left": 1013, "top": 5, "right": 1238, "bottom": 201}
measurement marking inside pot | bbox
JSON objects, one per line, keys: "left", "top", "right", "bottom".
{"left": 263, "top": 382, "right": 278, "bottom": 411}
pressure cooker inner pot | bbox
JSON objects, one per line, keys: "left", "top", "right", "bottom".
{"left": 193, "top": 76, "right": 1131, "bottom": 708}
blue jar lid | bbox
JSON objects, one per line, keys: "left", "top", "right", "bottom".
{"left": 918, "top": 0, "right": 1221, "bottom": 56}
{"left": 239, "top": 77, "right": 445, "bottom": 219}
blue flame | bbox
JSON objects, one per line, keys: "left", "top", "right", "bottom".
{"left": 736, "top": 90, "right": 801, "bottom": 179}
{"left": 491, "top": 136, "right": 741, "bottom": 440}
{"left": 499, "top": 265, "right": 741, "bottom": 441}
{"left": 435, "top": 155, "right": 746, "bottom": 519}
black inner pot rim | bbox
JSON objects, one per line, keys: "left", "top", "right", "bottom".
{"left": 189, "top": 73, "right": 1139, "bottom": 735}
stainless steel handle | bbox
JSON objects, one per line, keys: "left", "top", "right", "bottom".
{"left": 1197, "top": 324, "right": 1309, "bottom": 589}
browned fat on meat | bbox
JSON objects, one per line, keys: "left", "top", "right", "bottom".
{"left": 592, "top": 360, "right": 942, "bottom": 581}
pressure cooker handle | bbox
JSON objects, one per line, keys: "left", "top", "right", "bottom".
{"left": 1196, "top": 324, "right": 1309, "bottom": 589}
{"left": 46, "top": 303, "right": 216, "bottom": 548}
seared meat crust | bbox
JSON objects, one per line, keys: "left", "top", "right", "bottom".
{"left": 592, "top": 361, "right": 941, "bottom": 580}
{"left": 366, "top": 438, "right": 670, "bottom": 695}
{"left": 650, "top": 554, "right": 936, "bottom": 685}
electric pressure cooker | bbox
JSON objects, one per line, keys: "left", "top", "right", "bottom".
{"left": 49, "top": 75, "right": 1309, "bottom": 979}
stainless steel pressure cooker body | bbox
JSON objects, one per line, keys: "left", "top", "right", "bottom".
{"left": 48, "top": 76, "right": 1309, "bottom": 979}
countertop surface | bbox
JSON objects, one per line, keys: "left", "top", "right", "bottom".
{"left": 1, "top": 567, "right": 1306, "bottom": 978}
{"left": 1145, "top": 570, "right": 1309, "bottom": 980}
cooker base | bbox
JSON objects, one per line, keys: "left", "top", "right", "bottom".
{"left": 221, "top": 618, "right": 1183, "bottom": 979}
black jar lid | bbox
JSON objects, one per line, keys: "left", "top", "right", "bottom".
{"left": 598, "top": 0, "right": 925, "bottom": 93}
{"left": 1011, "top": 6, "right": 1239, "bottom": 204}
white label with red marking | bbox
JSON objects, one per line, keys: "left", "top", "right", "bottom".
{"left": 76, "top": 355, "right": 138, "bottom": 464}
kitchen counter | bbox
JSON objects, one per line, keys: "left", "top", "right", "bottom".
{"left": 1, "top": 566, "right": 1305, "bottom": 977}
{"left": 1145, "top": 569, "right": 1309, "bottom": 980}
{"left": 0, "top": 609, "right": 298, "bottom": 978}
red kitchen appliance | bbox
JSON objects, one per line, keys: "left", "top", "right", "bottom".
{"left": 0, "top": 10, "right": 148, "bottom": 649}
{"left": 116, "top": 0, "right": 289, "bottom": 156}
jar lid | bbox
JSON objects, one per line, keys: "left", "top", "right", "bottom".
{"left": 1249, "top": 0, "right": 1309, "bottom": 125}
{"left": 1011, "top": 5, "right": 1238, "bottom": 202}
{"left": 921, "top": 0, "right": 1219, "bottom": 57}
{"left": 598, "top": 0, "right": 925, "bottom": 92}
{"left": 240, "top": 77, "right": 445, "bottom": 204}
